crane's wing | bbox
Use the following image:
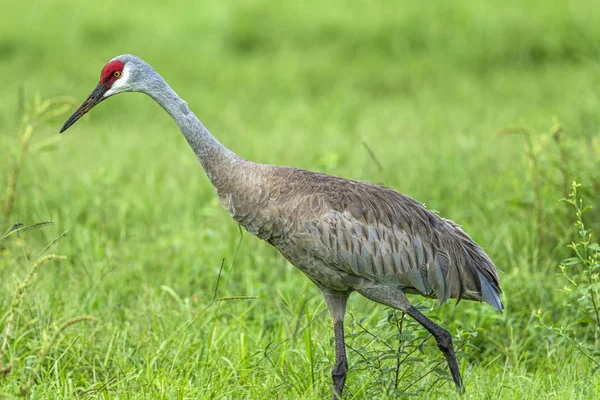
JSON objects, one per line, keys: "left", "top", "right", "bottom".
{"left": 292, "top": 178, "right": 502, "bottom": 311}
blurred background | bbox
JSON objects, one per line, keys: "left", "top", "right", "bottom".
{"left": 1, "top": 0, "right": 600, "bottom": 398}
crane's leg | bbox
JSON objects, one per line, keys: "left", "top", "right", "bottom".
{"left": 357, "top": 286, "right": 464, "bottom": 393}
{"left": 320, "top": 288, "right": 352, "bottom": 400}
{"left": 403, "top": 304, "right": 464, "bottom": 392}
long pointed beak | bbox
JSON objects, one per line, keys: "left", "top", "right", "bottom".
{"left": 59, "top": 84, "right": 108, "bottom": 133}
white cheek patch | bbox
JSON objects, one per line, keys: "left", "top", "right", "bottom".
{"left": 104, "top": 64, "right": 132, "bottom": 97}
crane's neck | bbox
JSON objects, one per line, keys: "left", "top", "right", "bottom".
{"left": 144, "top": 75, "right": 242, "bottom": 190}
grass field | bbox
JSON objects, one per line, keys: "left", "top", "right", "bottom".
{"left": 2, "top": 0, "right": 600, "bottom": 398}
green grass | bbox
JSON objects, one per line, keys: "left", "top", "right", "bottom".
{"left": 1, "top": 0, "right": 600, "bottom": 398}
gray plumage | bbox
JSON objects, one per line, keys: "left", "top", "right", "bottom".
{"left": 61, "top": 54, "right": 503, "bottom": 398}
{"left": 217, "top": 163, "right": 501, "bottom": 310}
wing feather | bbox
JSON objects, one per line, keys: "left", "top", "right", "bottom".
{"left": 297, "top": 178, "right": 501, "bottom": 309}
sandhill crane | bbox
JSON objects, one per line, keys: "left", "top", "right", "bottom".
{"left": 60, "top": 54, "right": 502, "bottom": 398}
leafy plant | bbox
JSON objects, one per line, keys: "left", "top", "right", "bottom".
{"left": 2, "top": 94, "right": 76, "bottom": 225}
{"left": 538, "top": 181, "right": 600, "bottom": 368}
{"left": 345, "top": 306, "right": 478, "bottom": 398}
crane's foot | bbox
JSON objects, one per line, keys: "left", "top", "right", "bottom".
{"left": 433, "top": 327, "right": 464, "bottom": 393}
{"left": 332, "top": 354, "right": 348, "bottom": 399}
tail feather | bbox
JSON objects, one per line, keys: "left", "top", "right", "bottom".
{"left": 439, "top": 218, "right": 503, "bottom": 312}
{"left": 478, "top": 271, "right": 503, "bottom": 312}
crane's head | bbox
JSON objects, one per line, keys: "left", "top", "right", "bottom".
{"left": 60, "top": 54, "right": 149, "bottom": 133}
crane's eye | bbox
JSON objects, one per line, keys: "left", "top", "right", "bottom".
{"left": 113, "top": 71, "right": 122, "bottom": 78}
